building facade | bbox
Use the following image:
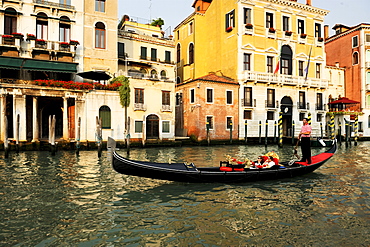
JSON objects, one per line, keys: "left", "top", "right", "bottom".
{"left": 116, "top": 18, "right": 176, "bottom": 142}
{"left": 174, "top": 0, "right": 345, "bottom": 139}
{"left": 325, "top": 23, "right": 370, "bottom": 137}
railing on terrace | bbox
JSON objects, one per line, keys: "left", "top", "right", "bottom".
{"left": 118, "top": 30, "right": 174, "bottom": 47}
{"left": 242, "top": 71, "right": 329, "bottom": 88}
{"left": 33, "top": 0, "right": 75, "bottom": 10}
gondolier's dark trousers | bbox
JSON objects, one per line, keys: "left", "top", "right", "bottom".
{"left": 300, "top": 137, "right": 311, "bottom": 164}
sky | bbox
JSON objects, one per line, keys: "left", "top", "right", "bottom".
{"left": 119, "top": 0, "right": 370, "bottom": 36}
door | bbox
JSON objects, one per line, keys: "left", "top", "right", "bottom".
{"left": 146, "top": 114, "right": 159, "bottom": 139}
{"left": 280, "top": 96, "right": 293, "bottom": 137}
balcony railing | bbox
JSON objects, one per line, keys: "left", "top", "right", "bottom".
{"left": 265, "top": 100, "right": 279, "bottom": 109}
{"left": 315, "top": 103, "right": 326, "bottom": 111}
{"left": 118, "top": 30, "right": 174, "bottom": 47}
{"left": 241, "top": 98, "right": 256, "bottom": 107}
{"left": 134, "top": 103, "right": 146, "bottom": 111}
{"left": 242, "top": 71, "right": 329, "bottom": 89}
{"left": 297, "top": 102, "right": 309, "bottom": 110}
{"left": 161, "top": 105, "right": 172, "bottom": 112}
{"left": 33, "top": 0, "right": 75, "bottom": 10}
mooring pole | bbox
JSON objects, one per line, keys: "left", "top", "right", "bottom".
{"left": 206, "top": 121, "right": 210, "bottom": 146}
{"left": 292, "top": 120, "right": 295, "bottom": 146}
{"left": 4, "top": 116, "right": 9, "bottom": 158}
{"left": 258, "top": 120, "right": 262, "bottom": 144}
{"left": 278, "top": 112, "right": 283, "bottom": 147}
{"left": 127, "top": 116, "right": 131, "bottom": 154}
{"left": 96, "top": 116, "right": 102, "bottom": 158}
{"left": 354, "top": 115, "right": 358, "bottom": 146}
{"left": 76, "top": 117, "right": 81, "bottom": 155}
{"left": 273, "top": 121, "right": 277, "bottom": 144}
{"left": 264, "top": 120, "right": 268, "bottom": 147}
{"left": 244, "top": 120, "right": 248, "bottom": 144}
{"left": 229, "top": 121, "right": 232, "bottom": 144}
{"left": 15, "top": 114, "right": 20, "bottom": 153}
{"left": 50, "top": 115, "right": 56, "bottom": 156}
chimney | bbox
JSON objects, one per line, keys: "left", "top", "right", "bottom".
{"left": 324, "top": 25, "right": 329, "bottom": 39}
{"left": 306, "top": 0, "right": 311, "bottom": 5}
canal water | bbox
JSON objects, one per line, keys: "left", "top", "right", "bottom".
{"left": 1, "top": 142, "right": 369, "bottom": 246}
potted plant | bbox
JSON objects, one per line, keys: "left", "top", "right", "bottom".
{"left": 151, "top": 18, "right": 164, "bottom": 28}
{"left": 317, "top": 37, "right": 324, "bottom": 42}
{"left": 69, "top": 40, "right": 80, "bottom": 46}
{"left": 245, "top": 23, "right": 253, "bottom": 29}
{"left": 36, "top": 39, "right": 46, "bottom": 45}
{"left": 285, "top": 31, "right": 292, "bottom": 36}
{"left": 60, "top": 41, "right": 70, "bottom": 48}
{"left": 268, "top": 27, "right": 276, "bottom": 33}
{"left": 12, "top": 32, "right": 24, "bottom": 39}
{"left": 226, "top": 26, "right": 233, "bottom": 32}
{"left": 26, "top": 34, "right": 36, "bottom": 41}
{"left": 300, "top": 33, "right": 307, "bottom": 38}
{"left": 2, "top": 34, "right": 14, "bottom": 41}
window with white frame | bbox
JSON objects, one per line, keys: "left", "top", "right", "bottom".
{"left": 226, "top": 90, "right": 233, "bottom": 105}
{"left": 266, "top": 12, "right": 274, "bottom": 28}
{"left": 162, "top": 121, "right": 170, "bottom": 133}
{"left": 315, "top": 23, "right": 322, "bottom": 37}
{"left": 244, "top": 8, "right": 252, "bottom": 24}
{"left": 226, "top": 117, "right": 233, "bottom": 130}
{"left": 206, "top": 116, "right": 214, "bottom": 129}
{"left": 353, "top": 36, "right": 359, "bottom": 48}
{"left": 206, "top": 88, "right": 213, "bottom": 103}
{"left": 190, "top": 88, "right": 195, "bottom": 104}
{"left": 297, "top": 19, "right": 305, "bottom": 34}
{"left": 243, "top": 53, "right": 251, "bottom": 70}
{"left": 267, "top": 56, "right": 273, "bottom": 73}
{"left": 282, "top": 16, "right": 290, "bottom": 31}
{"left": 316, "top": 63, "right": 321, "bottom": 78}
{"left": 135, "top": 121, "right": 143, "bottom": 133}
{"left": 225, "top": 10, "right": 235, "bottom": 30}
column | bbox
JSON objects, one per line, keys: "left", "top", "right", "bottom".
{"left": 14, "top": 95, "right": 27, "bottom": 141}
{"left": 63, "top": 97, "right": 68, "bottom": 140}
{"left": 32, "top": 96, "right": 39, "bottom": 142}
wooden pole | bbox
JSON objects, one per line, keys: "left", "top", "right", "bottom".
{"left": 292, "top": 120, "right": 295, "bottom": 146}
{"left": 50, "top": 115, "right": 56, "bottom": 155}
{"left": 126, "top": 116, "right": 131, "bottom": 154}
{"left": 278, "top": 112, "right": 283, "bottom": 147}
{"left": 264, "top": 120, "right": 268, "bottom": 147}
{"left": 76, "top": 117, "right": 81, "bottom": 155}
{"left": 273, "top": 121, "right": 277, "bottom": 144}
{"left": 4, "top": 116, "right": 9, "bottom": 158}
{"left": 244, "top": 120, "right": 248, "bottom": 144}
{"left": 206, "top": 121, "right": 210, "bottom": 146}
{"left": 15, "top": 114, "right": 20, "bottom": 153}
{"left": 354, "top": 115, "right": 358, "bottom": 146}
{"left": 229, "top": 121, "right": 232, "bottom": 144}
{"left": 96, "top": 116, "right": 102, "bottom": 157}
{"left": 258, "top": 120, "right": 262, "bottom": 144}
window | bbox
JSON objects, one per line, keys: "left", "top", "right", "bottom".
{"left": 141, "top": 47, "right": 147, "bottom": 60}
{"left": 59, "top": 16, "right": 70, "bottom": 42}
{"left": 316, "top": 63, "right": 321, "bottom": 78}
{"left": 162, "top": 91, "right": 170, "bottom": 106}
{"left": 267, "top": 56, "right": 273, "bottom": 73}
{"left": 353, "top": 52, "right": 359, "bottom": 65}
{"left": 226, "top": 117, "right": 233, "bottom": 130}
{"left": 189, "top": 43, "right": 194, "bottom": 64}
{"left": 4, "top": 8, "right": 17, "bottom": 35}
{"left": 118, "top": 42, "right": 125, "bottom": 58}
{"left": 283, "top": 16, "right": 290, "bottom": 31}
{"left": 243, "top": 53, "right": 251, "bottom": 70}
{"left": 298, "top": 19, "right": 305, "bottom": 34}
{"left": 165, "top": 51, "right": 171, "bottom": 63}
{"left": 366, "top": 34, "right": 370, "bottom": 43}
{"left": 95, "top": 22, "right": 105, "bottom": 48}
{"left": 189, "top": 22, "right": 193, "bottom": 34}
{"left": 226, "top": 90, "right": 233, "bottom": 105}
{"left": 244, "top": 87, "right": 252, "bottom": 107}
{"left": 244, "top": 110, "right": 252, "bottom": 119}
{"left": 135, "top": 120, "right": 143, "bottom": 133}
{"left": 176, "top": 93, "right": 182, "bottom": 105}
{"left": 36, "top": 13, "right": 48, "bottom": 39}
{"left": 281, "top": 59, "right": 289, "bottom": 75}
{"left": 299, "top": 91, "right": 306, "bottom": 109}
{"left": 162, "top": 121, "right": 170, "bottom": 133}
{"left": 176, "top": 44, "right": 181, "bottom": 63}
{"left": 353, "top": 36, "right": 359, "bottom": 48}
{"left": 95, "top": 0, "right": 105, "bottom": 12}
{"left": 60, "top": 0, "right": 71, "bottom": 4}
{"left": 368, "top": 115, "right": 370, "bottom": 128}
{"left": 317, "top": 114, "right": 323, "bottom": 122}
{"left": 316, "top": 93, "right": 323, "bottom": 110}
{"left": 244, "top": 8, "right": 252, "bottom": 24}
{"left": 299, "top": 61, "right": 304, "bottom": 76}
{"left": 267, "top": 89, "right": 275, "bottom": 108}
{"left": 206, "top": 88, "right": 213, "bottom": 103}
{"left": 315, "top": 23, "right": 322, "bottom": 37}
{"left": 135, "top": 88, "right": 144, "bottom": 104}
{"left": 299, "top": 112, "right": 305, "bottom": 121}
{"left": 150, "top": 70, "right": 158, "bottom": 79}
{"left": 266, "top": 12, "right": 274, "bottom": 28}
{"left": 99, "top": 105, "right": 111, "bottom": 129}
{"left": 226, "top": 10, "right": 235, "bottom": 29}
{"left": 267, "top": 111, "right": 274, "bottom": 120}
{"left": 151, "top": 48, "right": 157, "bottom": 61}
{"left": 190, "top": 88, "right": 195, "bottom": 104}
{"left": 206, "top": 116, "right": 213, "bottom": 129}
{"left": 160, "top": 70, "right": 167, "bottom": 80}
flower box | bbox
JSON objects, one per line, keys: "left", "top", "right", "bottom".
{"left": 268, "top": 27, "right": 276, "bottom": 33}
{"left": 300, "top": 33, "right": 307, "bottom": 38}
{"left": 69, "top": 40, "right": 80, "bottom": 45}
{"left": 12, "top": 33, "right": 24, "bottom": 39}
{"left": 36, "top": 39, "right": 46, "bottom": 45}
{"left": 2, "top": 35, "right": 14, "bottom": 41}
{"left": 285, "top": 31, "right": 292, "bottom": 36}
{"left": 60, "top": 42, "right": 70, "bottom": 48}
{"left": 26, "top": 34, "right": 36, "bottom": 41}
{"left": 226, "top": 26, "right": 233, "bottom": 32}
{"left": 245, "top": 23, "right": 253, "bottom": 29}
{"left": 317, "top": 37, "right": 324, "bottom": 42}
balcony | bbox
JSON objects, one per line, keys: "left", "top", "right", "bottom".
{"left": 161, "top": 105, "right": 172, "bottom": 112}
{"left": 241, "top": 98, "right": 256, "bottom": 108}
{"left": 265, "top": 100, "right": 279, "bottom": 109}
{"left": 33, "top": 0, "right": 75, "bottom": 11}
{"left": 315, "top": 103, "right": 325, "bottom": 111}
{"left": 366, "top": 84, "right": 370, "bottom": 92}
{"left": 134, "top": 103, "right": 146, "bottom": 111}
{"left": 242, "top": 71, "right": 329, "bottom": 89}
{"left": 297, "top": 102, "right": 309, "bottom": 110}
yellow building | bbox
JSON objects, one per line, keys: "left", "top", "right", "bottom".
{"left": 175, "top": 0, "right": 332, "bottom": 139}
{"left": 81, "top": 0, "right": 118, "bottom": 75}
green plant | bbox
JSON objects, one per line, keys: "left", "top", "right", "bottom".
{"left": 151, "top": 18, "right": 164, "bottom": 27}
{"left": 113, "top": 76, "right": 130, "bottom": 135}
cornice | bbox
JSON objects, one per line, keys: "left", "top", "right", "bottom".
{"left": 259, "top": 0, "right": 329, "bottom": 16}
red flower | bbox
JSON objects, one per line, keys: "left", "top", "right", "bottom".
{"left": 2, "top": 35, "right": 13, "bottom": 38}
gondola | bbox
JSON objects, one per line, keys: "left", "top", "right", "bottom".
{"left": 108, "top": 137, "right": 337, "bottom": 183}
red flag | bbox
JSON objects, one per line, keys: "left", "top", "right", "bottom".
{"left": 274, "top": 60, "right": 280, "bottom": 74}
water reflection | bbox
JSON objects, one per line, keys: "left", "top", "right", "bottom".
{"left": 0, "top": 142, "right": 369, "bottom": 246}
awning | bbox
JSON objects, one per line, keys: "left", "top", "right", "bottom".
{"left": 0, "top": 56, "right": 24, "bottom": 69}
{"left": 23, "top": 59, "right": 77, "bottom": 73}
{"left": 328, "top": 97, "right": 360, "bottom": 105}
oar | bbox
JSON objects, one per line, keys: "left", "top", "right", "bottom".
{"left": 293, "top": 139, "right": 300, "bottom": 159}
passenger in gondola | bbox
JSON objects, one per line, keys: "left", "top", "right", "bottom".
{"left": 262, "top": 156, "right": 278, "bottom": 169}
{"left": 250, "top": 156, "right": 264, "bottom": 169}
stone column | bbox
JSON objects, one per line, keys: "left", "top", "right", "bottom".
{"left": 14, "top": 95, "right": 27, "bottom": 141}
{"left": 63, "top": 97, "right": 68, "bottom": 140}
{"left": 32, "top": 96, "right": 39, "bottom": 142}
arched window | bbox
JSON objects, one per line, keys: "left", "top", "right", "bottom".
{"left": 281, "top": 45, "right": 293, "bottom": 75}
{"left": 99, "top": 105, "right": 111, "bottom": 129}
{"left": 176, "top": 43, "right": 181, "bottom": 63}
{"left": 4, "top": 8, "right": 17, "bottom": 34}
{"left": 151, "top": 69, "right": 158, "bottom": 79}
{"left": 36, "top": 13, "right": 48, "bottom": 39}
{"left": 189, "top": 43, "right": 194, "bottom": 64}
{"left": 176, "top": 77, "right": 181, "bottom": 84}
{"left": 95, "top": 22, "right": 105, "bottom": 49}
{"left": 353, "top": 52, "right": 359, "bottom": 65}
{"left": 160, "top": 70, "right": 167, "bottom": 79}
{"left": 59, "top": 16, "right": 70, "bottom": 42}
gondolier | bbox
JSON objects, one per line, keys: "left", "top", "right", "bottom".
{"left": 298, "top": 118, "right": 312, "bottom": 164}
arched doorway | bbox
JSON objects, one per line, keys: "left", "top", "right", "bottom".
{"left": 146, "top": 114, "right": 159, "bottom": 139}
{"left": 280, "top": 96, "right": 293, "bottom": 137}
